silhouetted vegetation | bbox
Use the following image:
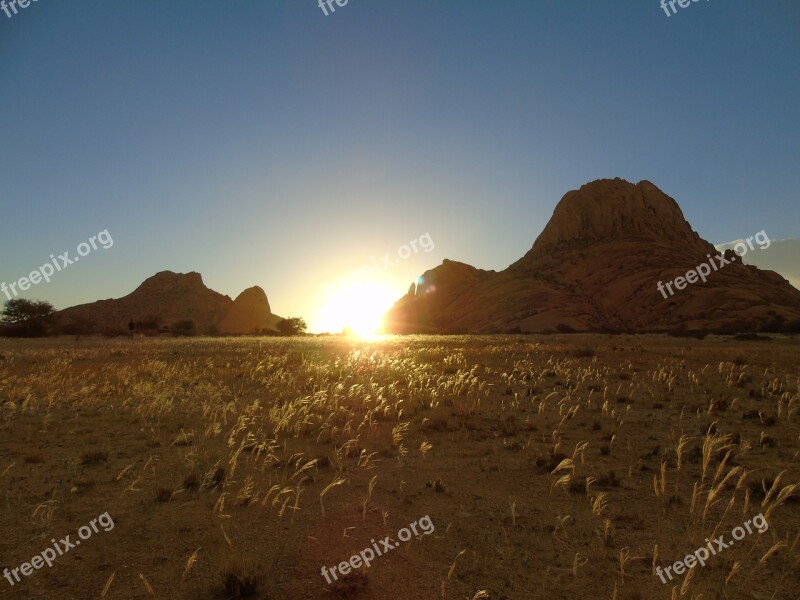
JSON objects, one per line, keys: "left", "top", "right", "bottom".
{"left": 733, "top": 333, "right": 772, "bottom": 341}
{"left": 171, "top": 320, "right": 197, "bottom": 337}
{"left": 1, "top": 299, "right": 56, "bottom": 337}
{"left": 276, "top": 317, "right": 307, "bottom": 336}
{"left": 60, "top": 316, "right": 96, "bottom": 341}
{"left": 135, "top": 315, "right": 163, "bottom": 336}
{"left": 668, "top": 328, "right": 709, "bottom": 340}
{"left": 760, "top": 318, "right": 800, "bottom": 334}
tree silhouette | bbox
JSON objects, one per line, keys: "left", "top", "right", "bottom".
{"left": 276, "top": 317, "right": 307, "bottom": 336}
{"left": 1, "top": 299, "right": 56, "bottom": 337}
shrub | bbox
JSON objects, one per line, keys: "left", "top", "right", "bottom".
{"left": 171, "top": 320, "right": 196, "bottom": 337}
{"left": 733, "top": 333, "right": 771, "bottom": 341}
{"left": 60, "top": 317, "right": 96, "bottom": 340}
{"left": 668, "top": 328, "right": 708, "bottom": 339}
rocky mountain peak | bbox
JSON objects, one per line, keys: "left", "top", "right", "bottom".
{"left": 527, "top": 178, "right": 709, "bottom": 257}
{"left": 232, "top": 286, "right": 271, "bottom": 313}
{"left": 217, "top": 286, "right": 278, "bottom": 334}
{"left": 132, "top": 271, "right": 209, "bottom": 296}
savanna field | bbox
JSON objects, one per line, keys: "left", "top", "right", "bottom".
{"left": 0, "top": 335, "right": 798, "bottom": 600}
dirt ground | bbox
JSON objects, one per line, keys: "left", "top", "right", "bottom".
{"left": 0, "top": 334, "right": 798, "bottom": 600}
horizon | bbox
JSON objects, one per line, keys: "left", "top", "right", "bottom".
{"left": 2, "top": 175, "right": 798, "bottom": 334}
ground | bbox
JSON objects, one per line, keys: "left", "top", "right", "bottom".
{"left": 0, "top": 334, "right": 798, "bottom": 600}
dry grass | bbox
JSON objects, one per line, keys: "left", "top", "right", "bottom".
{"left": 0, "top": 334, "right": 797, "bottom": 599}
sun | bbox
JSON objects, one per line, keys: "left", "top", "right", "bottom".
{"left": 314, "top": 281, "right": 398, "bottom": 337}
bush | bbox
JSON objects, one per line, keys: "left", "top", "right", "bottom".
{"left": 134, "top": 316, "right": 162, "bottom": 335}
{"left": 60, "top": 317, "right": 96, "bottom": 340}
{"left": 171, "top": 320, "right": 197, "bottom": 337}
{"left": 733, "top": 333, "right": 771, "bottom": 341}
{"left": 668, "top": 328, "right": 708, "bottom": 340}
{"left": 781, "top": 319, "right": 800, "bottom": 334}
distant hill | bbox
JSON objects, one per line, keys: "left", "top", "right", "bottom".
{"left": 385, "top": 179, "right": 800, "bottom": 334}
{"left": 57, "top": 271, "right": 282, "bottom": 334}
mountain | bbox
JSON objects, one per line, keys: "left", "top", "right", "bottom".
{"left": 384, "top": 179, "right": 800, "bottom": 334}
{"left": 57, "top": 271, "right": 282, "bottom": 334}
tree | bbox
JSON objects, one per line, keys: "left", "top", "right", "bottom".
{"left": 276, "top": 317, "right": 307, "bottom": 336}
{"left": 1, "top": 299, "right": 56, "bottom": 337}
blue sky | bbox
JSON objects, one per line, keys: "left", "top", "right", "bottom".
{"left": 1, "top": 0, "right": 798, "bottom": 331}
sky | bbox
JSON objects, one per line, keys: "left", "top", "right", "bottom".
{"left": 1, "top": 0, "right": 799, "bottom": 332}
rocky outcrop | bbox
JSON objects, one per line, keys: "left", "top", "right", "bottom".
{"left": 526, "top": 179, "right": 709, "bottom": 257}
{"left": 218, "top": 287, "right": 281, "bottom": 334}
{"left": 385, "top": 179, "right": 800, "bottom": 333}
{"left": 57, "top": 271, "right": 282, "bottom": 334}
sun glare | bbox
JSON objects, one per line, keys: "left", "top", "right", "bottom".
{"left": 315, "top": 282, "right": 398, "bottom": 337}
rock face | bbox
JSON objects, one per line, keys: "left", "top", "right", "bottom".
{"left": 217, "top": 287, "right": 281, "bottom": 334}
{"left": 57, "top": 271, "right": 282, "bottom": 334}
{"left": 527, "top": 179, "right": 709, "bottom": 257}
{"left": 385, "top": 179, "right": 800, "bottom": 333}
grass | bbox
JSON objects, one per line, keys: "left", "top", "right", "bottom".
{"left": 0, "top": 334, "right": 798, "bottom": 599}
{"left": 81, "top": 450, "right": 109, "bottom": 465}
{"left": 220, "top": 556, "right": 261, "bottom": 599}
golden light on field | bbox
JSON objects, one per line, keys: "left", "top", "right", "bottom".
{"left": 314, "top": 281, "right": 398, "bottom": 336}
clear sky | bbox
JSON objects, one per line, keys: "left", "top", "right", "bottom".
{"left": 1, "top": 1, "right": 798, "bottom": 332}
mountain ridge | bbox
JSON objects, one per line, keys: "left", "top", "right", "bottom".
{"left": 57, "top": 271, "right": 282, "bottom": 335}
